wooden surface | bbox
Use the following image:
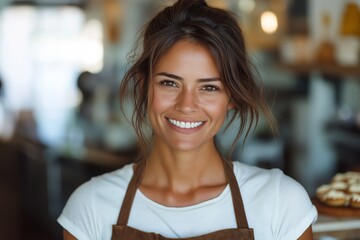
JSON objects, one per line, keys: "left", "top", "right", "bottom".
{"left": 313, "top": 198, "right": 360, "bottom": 218}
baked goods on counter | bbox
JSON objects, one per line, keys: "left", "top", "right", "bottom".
{"left": 316, "top": 171, "right": 360, "bottom": 208}
{"left": 350, "top": 194, "right": 360, "bottom": 208}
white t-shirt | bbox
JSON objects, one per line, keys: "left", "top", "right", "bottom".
{"left": 58, "top": 161, "right": 317, "bottom": 240}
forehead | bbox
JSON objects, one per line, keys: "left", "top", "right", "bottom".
{"left": 153, "top": 40, "right": 220, "bottom": 78}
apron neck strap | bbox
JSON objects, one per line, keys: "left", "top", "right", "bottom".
{"left": 222, "top": 159, "right": 249, "bottom": 228}
{"left": 116, "top": 161, "right": 144, "bottom": 225}
{"left": 116, "top": 159, "right": 249, "bottom": 229}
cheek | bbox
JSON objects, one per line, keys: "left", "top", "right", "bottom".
{"left": 204, "top": 99, "right": 230, "bottom": 123}
{"left": 212, "top": 105, "right": 229, "bottom": 119}
{"left": 148, "top": 88, "right": 176, "bottom": 114}
{"left": 200, "top": 97, "right": 230, "bottom": 113}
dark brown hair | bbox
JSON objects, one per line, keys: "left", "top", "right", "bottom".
{"left": 120, "top": 0, "right": 277, "bottom": 159}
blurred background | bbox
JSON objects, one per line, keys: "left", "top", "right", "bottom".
{"left": 0, "top": 0, "right": 359, "bottom": 239}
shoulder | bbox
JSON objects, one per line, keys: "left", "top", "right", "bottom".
{"left": 232, "top": 161, "right": 313, "bottom": 209}
{"left": 67, "top": 163, "right": 134, "bottom": 203}
{"left": 90, "top": 163, "right": 134, "bottom": 191}
{"left": 232, "top": 161, "right": 284, "bottom": 188}
{"left": 232, "top": 161, "right": 304, "bottom": 194}
{"left": 57, "top": 163, "right": 135, "bottom": 240}
{"left": 232, "top": 161, "right": 317, "bottom": 239}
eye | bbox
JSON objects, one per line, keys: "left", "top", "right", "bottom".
{"left": 159, "top": 80, "right": 178, "bottom": 88}
{"left": 201, "top": 85, "right": 220, "bottom": 92}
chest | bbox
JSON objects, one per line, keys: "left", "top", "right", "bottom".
{"left": 138, "top": 184, "right": 228, "bottom": 207}
{"left": 127, "top": 189, "right": 237, "bottom": 238}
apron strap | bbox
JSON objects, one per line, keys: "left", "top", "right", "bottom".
{"left": 223, "top": 159, "right": 249, "bottom": 229}
{"left": 116, "top": 161, "right": 144, "bottom": 225}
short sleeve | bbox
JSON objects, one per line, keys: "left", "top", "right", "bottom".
{"left": 57, "top": 179, "right": 98, "bottom": 240}
{"left": 274, "top": 172, "right": 318, "bottom": 240}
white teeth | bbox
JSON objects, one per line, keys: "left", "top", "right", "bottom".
{"left": 168, "top": 118, "right": 203, "bottom": 129}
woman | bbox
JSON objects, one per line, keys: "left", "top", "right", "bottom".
{"left": 58, "top": 0, "right": 317, "bottom": 239}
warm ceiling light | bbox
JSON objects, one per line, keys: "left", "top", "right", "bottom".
{"left": 261, "top": 11, "right": 278, "bottom": 34}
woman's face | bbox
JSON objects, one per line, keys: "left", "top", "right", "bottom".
{"left": 148, "top": 40, "right": 233, "bottom": 152}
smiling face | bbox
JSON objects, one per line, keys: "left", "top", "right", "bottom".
{"left": 148, "top": 39, "right": 233, "bottom": 152}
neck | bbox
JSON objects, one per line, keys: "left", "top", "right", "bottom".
{"left": 141, "top": 139, "right": 226, "bottom": 193}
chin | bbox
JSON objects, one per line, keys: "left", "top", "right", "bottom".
{"left": 168, "top": 140, "right": 207, "bottom": 152}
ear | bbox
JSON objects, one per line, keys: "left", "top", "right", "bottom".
{"left": 227, "top": 101, "right": 234, "bottom": 110}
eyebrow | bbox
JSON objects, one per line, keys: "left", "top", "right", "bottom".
{"left": 155, "top": 72, "right": 221, "bottom": 82}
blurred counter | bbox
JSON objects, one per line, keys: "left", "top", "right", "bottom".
{"left": 313, "top": 197, "right": 360, "bottom": 240}
{"left": 313, "top": 215, "right": 360, "bottom": 239}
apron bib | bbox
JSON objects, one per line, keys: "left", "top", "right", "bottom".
{"left": 111, "top": 159, "right": 254, "bottom": 240}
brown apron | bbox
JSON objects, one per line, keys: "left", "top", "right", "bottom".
{"left": 111, "top": 159, "right": 254, "bottom": 240}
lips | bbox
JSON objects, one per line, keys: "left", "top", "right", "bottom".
{"left": 166, "top": 117, "right": 205, "bottom": 129}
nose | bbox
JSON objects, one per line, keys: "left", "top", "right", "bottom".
{"left": 175, "top": 89, "right": 198, "bottom": 113}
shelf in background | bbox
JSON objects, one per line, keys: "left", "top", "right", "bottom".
{"left": 278, "top": 63, "right": 360, "bottom": 79}
{"left": 326, "top": 122, "right": 360, "bottom": 151}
